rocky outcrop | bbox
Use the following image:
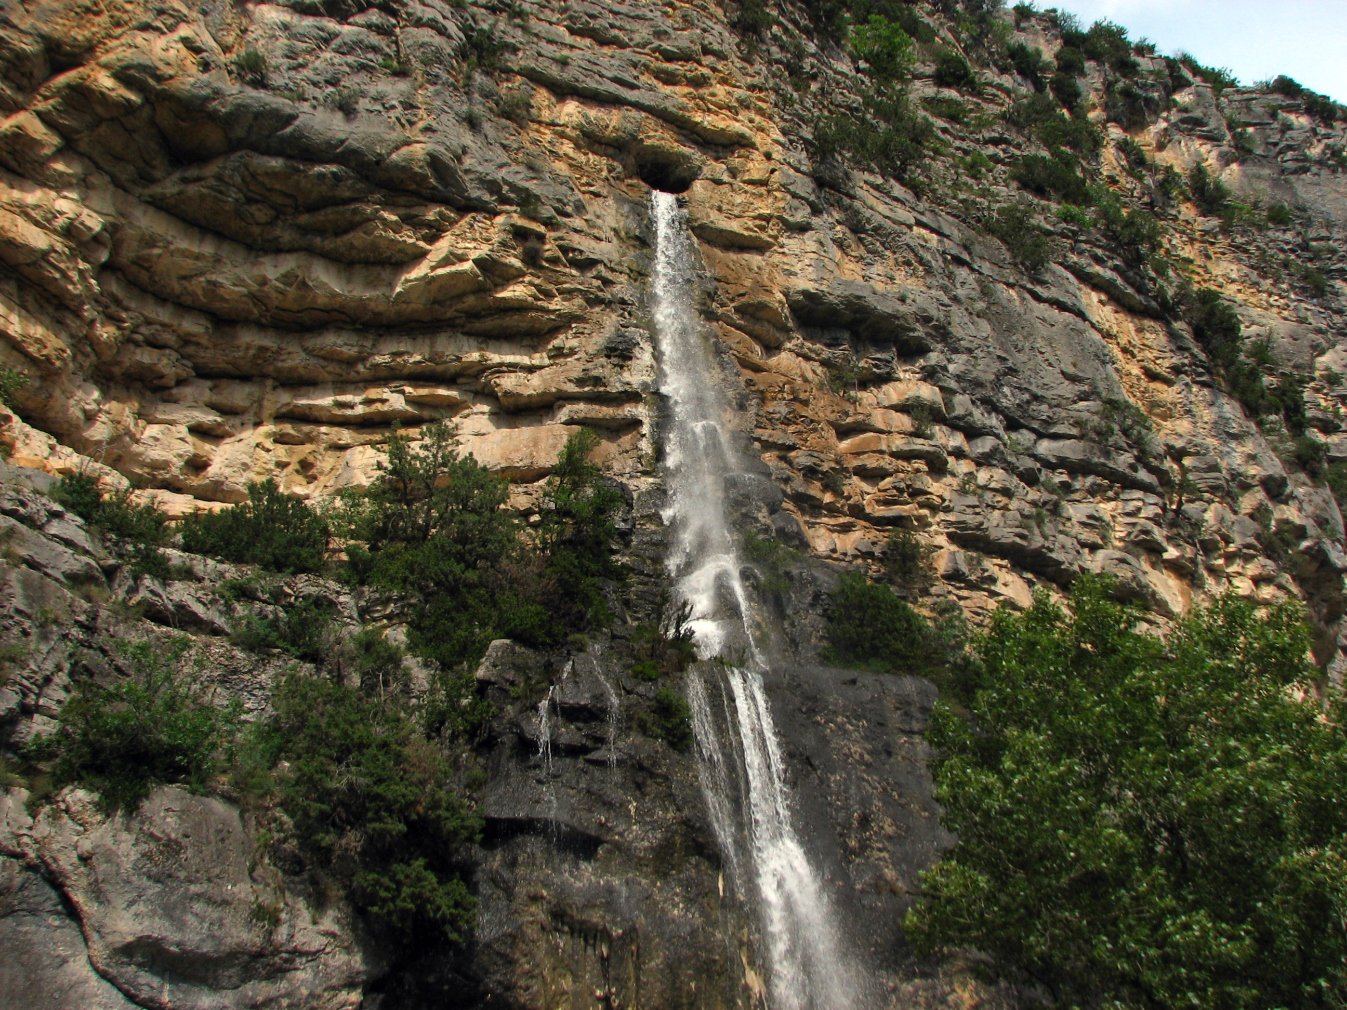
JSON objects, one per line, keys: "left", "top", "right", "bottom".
{"left": 3, "top": 0, "right": 1344, "bottom": 646}
{"left": 3, "top": 0, "right": 1347, "bottom": 1006}
{"left": 3, "top": 787, "right": 372, "bottom": 1010}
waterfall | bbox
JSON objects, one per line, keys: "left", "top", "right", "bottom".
{"left": 650, "top": 191, "right": 861, "bottom": 1010}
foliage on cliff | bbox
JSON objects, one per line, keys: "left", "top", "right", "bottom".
{"left": 905, "top": 578, "right": 1347, "bottom": 1010}
{"left": 337, "top": 423, "right": 622, "bottom": 670}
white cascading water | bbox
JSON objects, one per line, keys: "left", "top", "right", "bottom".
{"left": 650, "top": 190, "right": 860, "bottom": 1010}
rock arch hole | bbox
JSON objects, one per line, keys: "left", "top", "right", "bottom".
{"left": 633, "top": 144, "right": 701, "bottom": 193}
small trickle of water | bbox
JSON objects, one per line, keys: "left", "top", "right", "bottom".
{"left": 536, "top": 684, "right": 558, "bottom": 779}
{"left": 598, "top": 667, "right": 621, "bottom": 770}
{"left": 651, "top": 190, "right": 863, "bottom": 1010}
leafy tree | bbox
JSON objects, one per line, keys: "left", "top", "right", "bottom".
{"left": 1185, "top": 287, "right": 1244, "bottom": 372}
{"left": 933, "top": 47, "right": 979, "bottom": 91}
{"left": 54, "top": 472, "right": 171, "bottom": 578}
{"left": 536, "top": 428, "right": 625, "bottom": 637}
{"left": 340, "top": 423, "right": 622, "bottom": 669}
{"left": 1011, "top": 151, "right": 1089, "bottom": 204}
{"left": 906, "top": 578, "right": 1347, "bottom": 1010}
{"left": 259, "top": 672, "right": 480, "bottom": 943}
{"left": 342, "top": 423, "right": 530, "bottom": 670}
{"left": 824, "top": 572, "right": 943, "bottom": 675}
{"left": 45, "top": 638, "right": 236, "bottom": 810}
{"left": 849, "top": 15, "right": 915, "bottom": 82}
{"left": 178, "top": 479, "right": 329, "bottom": 573}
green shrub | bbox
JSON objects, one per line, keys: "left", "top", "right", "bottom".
{"left": 932, "top": 48, "right": 978, "bottom": 91}
{"left": 1082, "top": 19, "right": 1133, "bottom": 72}
{"left": 1270, "top": 74, "right": 1307, "bottom": 98}
{"left": 1056, "top": 203, "right": 1091, "bottom": 229}
{"left": 260, "top": 672, "right": 480, "bottom": 943}
{"left": 985, "top": 202, "right": 1055, "bottom": 273}
{"left": 961, "top": 150, "right": 993, "bottom": 178}
{"left": 1302, "top": 91, "right": 1344, "bottom": 125}
{"left": 344, "top": 627, "right": 407, "bottom": 699}
{"left": 923, "top": 95, "right": 971, "bottom": 123}
{"left": 812, "top": 91, "right": 936, "bottom": 181}
{"left": 0, "top": 367, "right": 27, "bottom": 409}
{"left": 1038, "top": 112, "right": 1103, "bottom": 157}
{"left": 462, "top": 25, "right": 506, "bottom": 72}
{"left": 1116, "top": 136, "right": 1149, "bottom": 175}
{"left": 1005, "top": 41, "right": 1047, "bottom": 90}
{"left": 535, "top": 428, "right": 625, "bottom": 639}
{"left": 55, "top": 472, "right": 168, "bottom": 544}
{"left": 54, "top": 472, "right": 170, "bottom": 577}
{"left": 1325, "top": 462, "right": 1347, "bottom": 516}
{"left": 1053, "top": 45, "right": 1085, "bottom": 77}
{"left": 1293, "top": 433, "right": 1327, "bottom": 477}
{"left": 495, "top": 85, "right": 532, "bottom": 124}
{"left": 1049, "top": 69, "right": 1083, "bottom": 112}
{"left": 1178, "top": 53, "right": 1237, "bottom": 94}
{"left": 1185, "top": 287, "right": 1243, "bottom": 372}
{"left": 849, "top": 15, "right": 915, "bottom": 82}
{"left": 231, "top": 597, "right": 335, "bottom": 663}
{"left": 1188, "top": 163, "right": 1230, "bottom": 215}
{"left": 340, "top": 423, "right": 622, "bottom": 670}
{"left": 233, "top": 48, "right": 267, "bottom": 85}
{"left": 732, "top": 0, "right": 773, "bottom": 35}
{"left": 742, "top": 532, "right": 799, "bottom": 595}
{"left": 646, "top": 684, "right": 692, "bottom": 750}
{"left": 45, "top": 638, "right": 236, "bottom": 810}
{"left": 1105, "top": 79, "right": 1151, "bottom": 129}
{"left": 340, "top": 423, "right": 525, "bottom": 669}
{"left": 824, "top": 572, "right": 940, "bottom": 675}
{"left": 1011, "top": 151, "right": 1088, "bottom": 204}
{"left": 906, "top": 579, "right": 1347, "bottom": 1010}
{"left": 179, "top": 479, "right": 329, "bottom": 573}
{"left": 1091, "top": 188, "right": 1161, "bottom": 267}
{"left": 883, "top": 528, "right": 934, "bottom": 594}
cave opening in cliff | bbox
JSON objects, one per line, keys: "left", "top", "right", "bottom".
{"left": 633, "top": 147, "right": 701, "bottom": 194}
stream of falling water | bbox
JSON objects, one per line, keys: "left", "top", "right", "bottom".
{"left": 650, "top": 190, "right": 860, "bottom": 1010}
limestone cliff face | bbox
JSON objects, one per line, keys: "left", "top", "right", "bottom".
{"left": 3, "top": 0, "right": 1345, "bottom": 644}
{"left": 1, "top": 0, "right": 1346, "bottom": 1007}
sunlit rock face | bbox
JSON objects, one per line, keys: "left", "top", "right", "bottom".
{"left": 2, "top": 0, "right": 1347, "bottom": 1006}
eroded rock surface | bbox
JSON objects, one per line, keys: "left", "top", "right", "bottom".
{"left": 2, "top": 0, "right": 1347, "bottom": 1006}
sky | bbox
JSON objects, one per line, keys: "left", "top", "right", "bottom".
{"left": 1048, "top": 0, "right": 1347, "bottom": 103}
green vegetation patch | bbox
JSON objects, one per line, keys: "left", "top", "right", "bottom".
{"left": 906, "top": 578, "right": 1347, "bottom": 1010}
{"left": 179, "top": 478, "right": 330, "bottom": 574}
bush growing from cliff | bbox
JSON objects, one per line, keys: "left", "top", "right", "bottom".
{"left": 230, "top": 596, "right": 335, "bottom": 663}
{"left": 933, "top": 48, "right": 979, "bottom": 91}
{"left": 44, "top": 638, "right": 237, "bottom": 810}
{"left": 1188, "top": 163, "right": 1230, "bottom": 215}
{"left": 54, "top": 472, "right": 171, "bottom": 578}
{"left": 905, "top": 578, "right": 1347, "bottom": 1010}
{"left": 1011, "top": 151, "right": 1089, "bottom": 204}
{"left": 824, "top": 572, "right": 942, "bottom": 675}
{"left": 0, "top": 367, "right": 27, "bottom": 409}
{"left": 644, "top": 684, "right": 693, "bottom": 750}
{"left": 812, "top": 87, "right": 936, "bottom": 183}
{"left": 341, "top": 422, "right": 536, "bottom": 669}
{"left": 849, "top": 15, "right": 915, "bottom": 82}
{"left": 985, "top": 202, "right": 1055, "bottom": 273}
{"left": 731, "top": 0, "right": 773, "bottom": 36}
{"left": 341, "top": 423, "right": 622, "bottom": 670}
{"left": 1185, "top": 286, "right": 1243, "bottom": 372}
{"left": 259, "top": 671, "right": 480, "bottom": 944}
{"left": 178, "top": 478, "right": 330, "bottom": 574}
{"left": 536, "top": 428, "right": 626, "bottom": 638}
{"left": 1004, "top": 41, "right": 1048, "bottom": 90}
